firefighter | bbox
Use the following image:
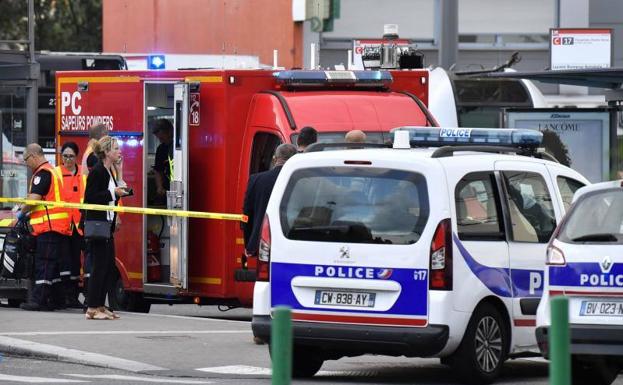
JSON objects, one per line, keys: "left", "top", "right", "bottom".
{"left": 151, "top": 119, "right": 174, "bottom": 202}
{"left": 19, "top": 143, "right": 72, "bottom": 311}
{"left": 56, "top": 141, "right": 86, "bottom": 308}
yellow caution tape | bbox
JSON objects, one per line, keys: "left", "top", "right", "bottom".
{"left": 0, "top": 197, "right": 248, "bottom": 223}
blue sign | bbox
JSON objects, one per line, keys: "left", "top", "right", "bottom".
{"left": 271, "top": 262, "right": 428, "bottom": 317}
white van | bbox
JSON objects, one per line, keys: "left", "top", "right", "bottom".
{"left": 252, "top": 128, "right": 589, "bottom": 383}
{"left": 536, "top": 180, "right": 623, "bottom": 385}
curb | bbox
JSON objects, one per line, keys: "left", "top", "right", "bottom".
{"left": 0, "top": 336, "right": 165, "bottom": 372}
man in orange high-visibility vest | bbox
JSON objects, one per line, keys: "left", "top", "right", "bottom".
{"left": 18, "top": 143, "right": 72, "bottom": 311}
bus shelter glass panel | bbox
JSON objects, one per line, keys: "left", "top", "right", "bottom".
{"left": 0, "top": 85, "right": 28, "bottom": 209}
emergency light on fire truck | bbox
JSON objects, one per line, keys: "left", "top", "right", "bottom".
{"left": 391, "top": 127, "right": 544, "bottom": 149}
{"left": 273, "top": 70, "right": 392, "bottom": 88}
{"left": 147, "top": 55, "right": 166, "bottom": 70}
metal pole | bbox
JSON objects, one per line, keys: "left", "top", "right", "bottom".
{"left": 271, "top": 306, "right": 292, "bottom": 385}
{"left": 28, "top": 0, "right": 34, "bottom": 62}
{"left": 550, "top": 296, "right": 571, "bottom": 385}
{"left": 437, "top": 0, "right": 458, "bottom": 70}
{"left": 26, "top": 0, "right": 38, "bottom": 147}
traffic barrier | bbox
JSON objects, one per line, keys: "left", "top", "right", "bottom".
{"left": 550, "top": 296, "right": 570, "bottom": 385}
{"left": 271, "top": 306, "right": 292, "bottom": 385}
{"left": 0, "top": 197, "right": 247, "bottom": 222}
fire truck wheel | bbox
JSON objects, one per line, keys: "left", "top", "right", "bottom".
{"left": 7, "top": 298, "right": 24, "bottom": 308}
{"left": 108, "top": 273, "right": 151, "bottom": 313}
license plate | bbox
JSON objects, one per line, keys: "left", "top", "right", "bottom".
{"left": 580, "top": 300, "right": 623, "bottom": 316}
{"left": 314, "top": 290, "right": 376, "bottom": 307}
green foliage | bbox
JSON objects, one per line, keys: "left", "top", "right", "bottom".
{"left": 0, "top": 0, "right": 102, "bottom": 52}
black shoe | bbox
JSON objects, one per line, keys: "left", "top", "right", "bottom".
{"left": 20, "top": 302, "right": 44, "bottom": 311}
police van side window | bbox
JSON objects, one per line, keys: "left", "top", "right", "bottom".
{"left": 502, "top": 171, "right": 556, "bottom": 243}
{"left": 455, "top": 172, "right": 504, "bottom": 241}
{"left": 556, "top": 176, "right": 585, "bottom": 211}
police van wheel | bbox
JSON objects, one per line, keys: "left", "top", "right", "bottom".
{"left": 268, "top": 344, "right": 324, "bottom": 378}
{"left": 450, "top": 303, "right": 508, "bottom": 384}
{"left": 572, "top": 357, "right": 620, "bottom": 385}
{"left": 291, "top": 346, "right": 323, "bottom": 378}
{"left": 269, "top": 344, "right": 323, "bottom": 378}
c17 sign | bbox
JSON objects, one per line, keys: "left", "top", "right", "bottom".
{"left": 550, "top": 28, "right": 612, "bottom": 70}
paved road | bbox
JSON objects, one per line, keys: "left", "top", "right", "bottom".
{"left": 0, "top": 303, "right": 621, "bottom": 384}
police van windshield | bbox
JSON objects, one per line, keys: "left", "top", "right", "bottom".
{"left": 558, "top": 189, "right": 623, "bottom": 244}
{"left": 280, "top": 167, "right": 429, "bottom": 245}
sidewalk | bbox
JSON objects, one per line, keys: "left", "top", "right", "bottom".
{"left": 0, "top": 306, "right": 267, "bottom": 377}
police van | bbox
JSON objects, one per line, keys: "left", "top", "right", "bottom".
{"left": 251, "top": 127, "right": 589, "bottom": 383}
{"left": 536, "top": 180, "right": 623, "bottom": 385}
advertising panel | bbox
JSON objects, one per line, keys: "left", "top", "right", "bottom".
{"left": 505, "top": 109, "right": 610, "bottom": 182}
{"left": 550, "top": 28, "right": 612, "bottom": 70}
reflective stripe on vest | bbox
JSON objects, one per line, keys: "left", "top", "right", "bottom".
{"left": 30, "top": 163, "right": 72, "bottom": 236}
{"left": 29, "top": 212, "right": 70, "bottom": 225}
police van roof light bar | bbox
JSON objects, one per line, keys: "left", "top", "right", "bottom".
{"left": 391, "top": 127, "right": 543, "bottom": 149}
{"left": 274, "top": 70, "right": 392, "bottom": 88}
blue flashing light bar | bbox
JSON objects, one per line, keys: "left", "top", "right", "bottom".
{"left": 147, "top": 54, "right": 166, "bottom": 70}
{"left": 273, "top": 70, "right": 392, "bottom": 88}
{"left": 391, "top": 127, "right": 543, "bottom": 148}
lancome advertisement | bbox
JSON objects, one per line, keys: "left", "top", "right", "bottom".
{"left": 505, "top": 109, "right": 611, "bottom": 182}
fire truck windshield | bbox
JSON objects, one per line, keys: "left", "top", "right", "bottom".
{"left": 290, "top": 131, "right": 390, "bottom": 145}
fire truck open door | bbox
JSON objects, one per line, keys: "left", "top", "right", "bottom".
{"left": 168, "top": 83, "right": 190, "bottom": 289}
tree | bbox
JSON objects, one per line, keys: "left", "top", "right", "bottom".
{"left": 541, "top": 129, "right": 571, "bottom": 166}
{"left": 0, "top": 0, "right": 102, "bottom": 52}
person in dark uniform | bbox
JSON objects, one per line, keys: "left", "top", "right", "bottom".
{"left": 19, "top": 143, "right": 72, "bottom": 311}
{"left": 243, "top": 143, "right": 297, "bottom": 257}
{"left": 152, "top": 119, "right": 174, "bottom": 199}
{"left": 243, "top": 143, "right": 297, "bottom": 344}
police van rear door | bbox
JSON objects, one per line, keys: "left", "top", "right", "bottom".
{"left": 169, "top": 83, "right": 189, "bottom": 289}
{"left": 270, "top": 157, "right": 433, "bottom": 327}
{"left": 495, "top": 161, "right": 561, "bottom": 333}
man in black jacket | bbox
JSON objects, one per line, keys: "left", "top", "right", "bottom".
{"left": 243, "top": 144, "right": 297, "bottom": 257}
{"left": 243, "top": 143, "right": 296, "bottom": 344}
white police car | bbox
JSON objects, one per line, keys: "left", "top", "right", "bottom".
{"left": 536, "top": 180, "right": 623, "bottom": 385}
{"left": 252, "top": 127, "right": 589, "bottom": 383}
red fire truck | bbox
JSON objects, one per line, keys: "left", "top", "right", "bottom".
{"left": 55, "top": 68, "right": 436, "bottom": 311}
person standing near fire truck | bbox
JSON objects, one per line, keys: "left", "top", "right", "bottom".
{"left": 82, "top": 123, "right": 108, "bottom": 175}
{"left": 19, "top": 143, "right": 72, "bottom": 311}
{"left": 84, "top": 136, "right": 130, "bottom": 320}
{"left": 152, "top": 119, "right": 174, "bottom": 200}
{"left": 243, "top": 144, "right": 297, "bottom": 257}
{"left": 56, "top": 141, "right": 86, "bottom": 308}
{"left": 296, "top": 126, "right": 317, "bottom": 152}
